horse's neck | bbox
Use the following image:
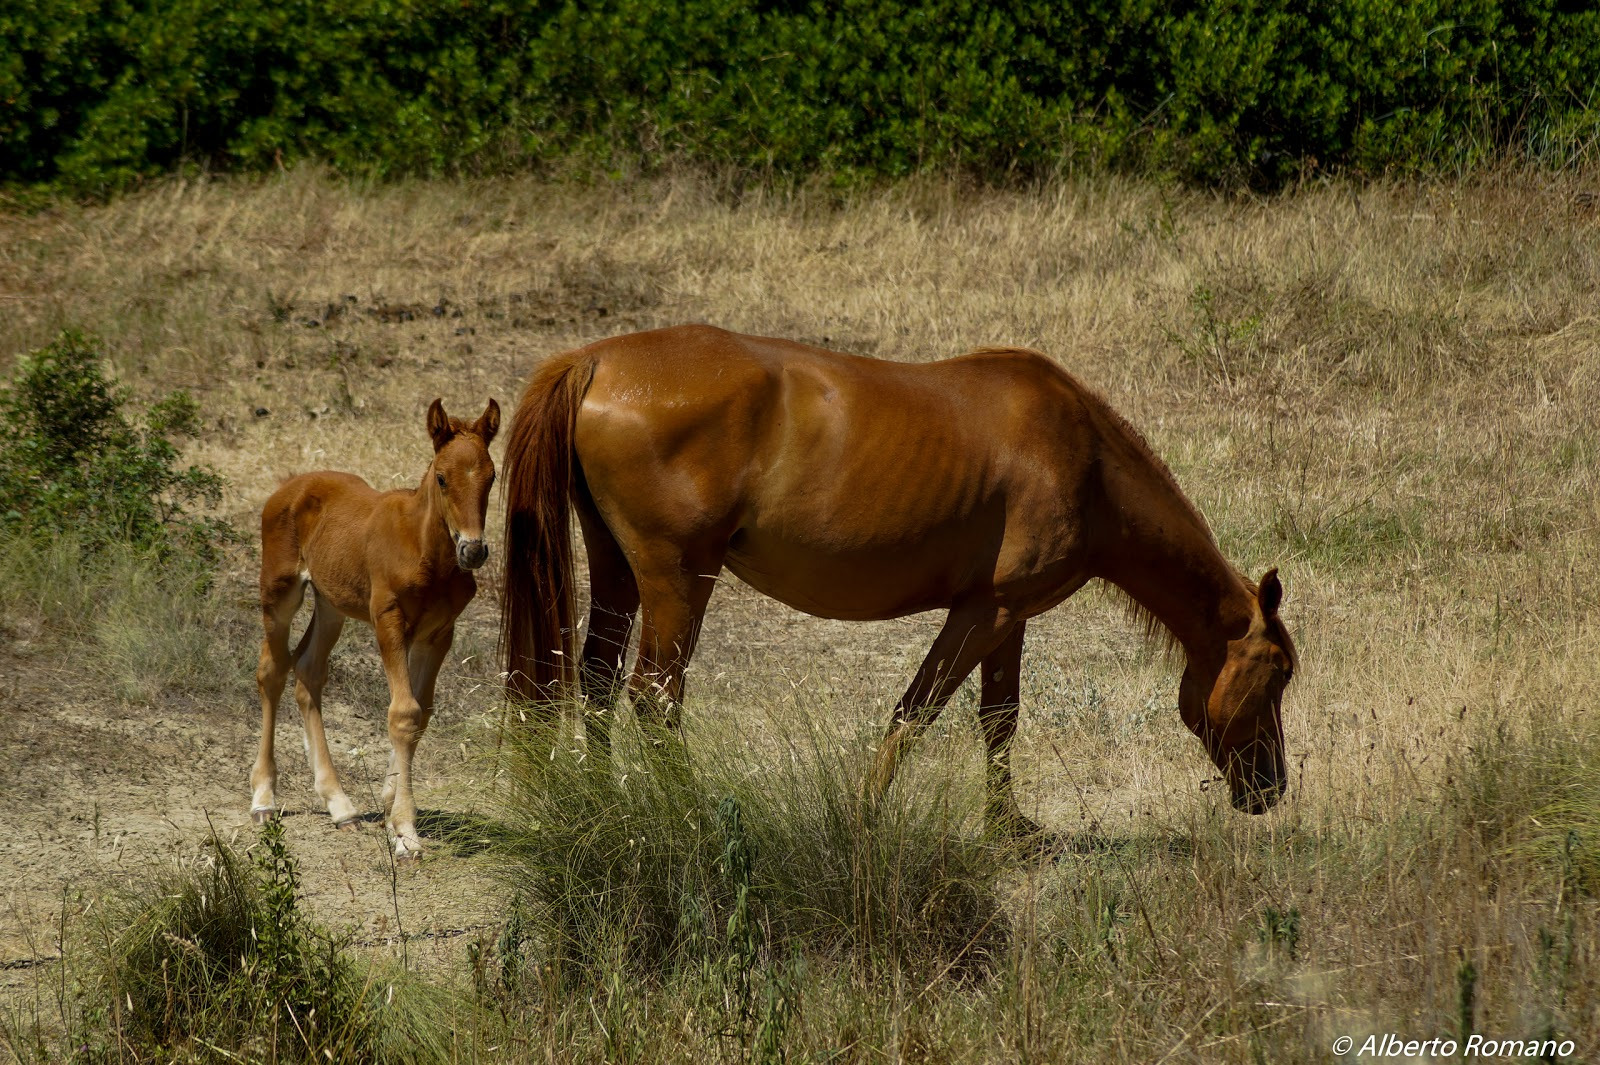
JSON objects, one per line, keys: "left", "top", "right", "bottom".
{"left": 401, "top": 472, "right": 456, "bottom": 576}
{"left": 1092, "top": 460, "right": 1254, "bottom": 666}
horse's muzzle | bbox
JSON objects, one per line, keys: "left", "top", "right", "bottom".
{"left": 457, "top": 538, "right": 489, "bottom": 570}
{"left": 1231, "top": 777, "right": 1285, "bottom": 815}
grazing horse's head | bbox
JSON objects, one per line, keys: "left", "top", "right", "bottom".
{"left": 426, "top": 397, "right": 500, "bottom": 570}
{"left": 1180, "top": 569, "right": 1295, "bottom": 814}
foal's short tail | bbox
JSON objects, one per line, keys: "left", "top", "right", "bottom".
{"left": 500, "top": 350, "right": 597, "bottom": 706}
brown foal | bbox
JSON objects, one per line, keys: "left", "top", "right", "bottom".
{"left": 252, "top": 398, "right": 499, "bottom": 858}
{"left": 500, "top": 325, "right": 1295, "bottom": 837}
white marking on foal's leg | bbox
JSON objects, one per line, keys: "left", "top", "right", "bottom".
{"left": 381, "top": 749, "right": 398, "bottom": 812}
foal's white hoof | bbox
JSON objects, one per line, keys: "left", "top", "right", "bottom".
{"left": 326, "top": 795, "right": 360, "bottom": 827}
{"left": 333, "top": 817, "right": 362, "bottom": 832}
{"left": 392, "top": 837, "right": 424, "bottom": 863}
{"left": 251, "top": 806, "right": 277, "bottom": 824}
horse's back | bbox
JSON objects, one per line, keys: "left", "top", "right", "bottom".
{"left": 262, "top": 471, "right": 380, "bottom": 533}
{"left": 569, "top": 325, "right": 1104, "bottom": 618}
{"left": 574, "top": 324, "right": 1087, "bottom": 445}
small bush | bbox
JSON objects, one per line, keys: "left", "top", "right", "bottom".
{"left": 91, "top": 818, "right": 373, "bottom": 1058}
{"left": 0, "top": 330, "right": 228, "bottom": 563}
{"left": 69, "top": 818, "right": 460, "bottom": 1063}
{"left": 0, "top": 331, "right": 236, "bottom": 701}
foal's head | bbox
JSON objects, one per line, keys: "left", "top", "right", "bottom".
{"left": 1180, "top": 569, "right": 1296, "bottom": 814}
{"left": 426, "top": 398, "right": 500, "bottom": 570}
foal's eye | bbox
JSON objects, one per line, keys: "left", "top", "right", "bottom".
{"left": 436, "top": 474, "right": 446, "bottom": 488}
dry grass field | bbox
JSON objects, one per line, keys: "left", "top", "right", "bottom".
{"left": 0, "top": 167, "right": 1597, "bottom": 1062}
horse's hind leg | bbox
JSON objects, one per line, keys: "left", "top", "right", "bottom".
{"left": 293, "top": 593, "right": 357, "bottom": 827}
{"left": 251, "top": 575, "right": 304, "bottom": 820}
{"left": 625, "top": 544, "right": 722, "bottom": 746}
{"left": 575, "top": 498, "right": 639, "bottom": 760}
{"left": 866, "top": 601, "right": 1019, "bottom": 808}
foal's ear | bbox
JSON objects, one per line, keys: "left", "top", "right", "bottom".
{"left": 426, "top": 398, "right": 455, "bottom": 451}
{"left": 473, "top": 398, "right": 501, "bottom": 445}
{"left": 1257, "top": 568, "right": 1283, "bottom": 616}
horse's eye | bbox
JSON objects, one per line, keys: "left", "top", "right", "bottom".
{"left": 436, "top": 474, "right": 446, "bottom": 488}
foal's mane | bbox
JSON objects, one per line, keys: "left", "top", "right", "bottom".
{"left": 966, "top": 345, "right": 1230, "bottom": 663}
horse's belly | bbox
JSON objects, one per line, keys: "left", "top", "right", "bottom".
{"left": 722, "top": 532, "right": 960, "bottom": 621}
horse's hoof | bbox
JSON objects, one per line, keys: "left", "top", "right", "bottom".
{"left": 1011, "top": 830, "right": 1065, "bottom": 861}
{"left": 333, "top": 817, "right": 362, "bottom": 832}
{"left": 987, "top": 814, "right": 1060, "bottom": 858}
{"left": 251, "top": 807, "right": 277, "bottom": 824}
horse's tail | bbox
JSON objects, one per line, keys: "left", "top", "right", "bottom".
{"left": 500, "top": 350, "right": 597, "bottom": 706}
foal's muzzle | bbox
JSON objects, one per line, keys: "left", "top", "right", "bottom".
{"left": 456, "top": 537, "right": 489, "bottom": 570}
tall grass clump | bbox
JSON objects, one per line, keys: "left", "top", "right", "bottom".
{"left": 1453, "top": 711, "right": 1600, "bottom": 899}
{"left": 0, "top": 331, "right": 237, "bottom": 699}
{"left": 490, "top": 710, "right": 1006, "bottom": 996}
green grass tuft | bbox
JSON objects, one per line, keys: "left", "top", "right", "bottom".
{"left": 489, "top": 709, "right": 1006, "bottom": 991}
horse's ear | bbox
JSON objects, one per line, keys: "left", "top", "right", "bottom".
{"left": 474, "top": 398, "right": 500, "bottom": 445}
{"left": 1257, "top": 568, "right": 1283, "bottom": 616}
{"left": 427, "top": 398, "right": 454, "bottom": 452}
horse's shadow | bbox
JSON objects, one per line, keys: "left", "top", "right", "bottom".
{"left": 334, "top": 808, "right": 500, "bottom": 857}
{"left": 415, "top": 808, "right": 502, "bottom": 856}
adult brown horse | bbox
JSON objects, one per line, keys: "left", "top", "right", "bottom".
{"left": 500, "top": 325, "right": 1295, "bottom": 834}
{"left": 252, "top": 398, "right": 499, "bottom": 858}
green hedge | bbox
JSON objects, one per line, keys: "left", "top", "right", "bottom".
{"left": 3, "top": 0, "right": 1598, "bottom": 189}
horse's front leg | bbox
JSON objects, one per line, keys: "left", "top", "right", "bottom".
{"left": 976, "top": 621, "right": 1047, "bottom": 841}
{"left": 373, "top": 600, "right": 426, "bottom": 860}
{"left": 387, "top": 623, "right": 452, "bottom": 807}
{"left": 866, "top": 600, "right": 1019, "bottom": 808}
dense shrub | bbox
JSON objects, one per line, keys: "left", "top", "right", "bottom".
{"left": 3, "top": 0, "right": 1598, "bottom": 190}
{"left": 0, "top": 330, "right": 227, "bottom": 560}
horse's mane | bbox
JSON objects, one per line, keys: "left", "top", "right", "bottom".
{"left": 966, "top": 346, "right": 1225, "bottom": 663}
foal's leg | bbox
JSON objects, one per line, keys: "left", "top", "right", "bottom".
{"left": 976, "top": 622, "right": 1046, "bottom": 839}
{"left": 373, "top": 600, "right": 426, "bottom": 859}
{"left": 866, "top": 601, "right": 1018, "bottom": 807}
{"left": 251, "top": 577, "right": 304, "bottom": 820}
{"left": 379, "top": 623, "right": 453, "bottom": 848}
{"left": 625, "top": 546, "right": 722, "bottom": 745}
{"left": 293, "top": 594, "right": 358, "bottom": 827}
{"left": 575, "top": 501, "right": 639, "bottom": 761}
